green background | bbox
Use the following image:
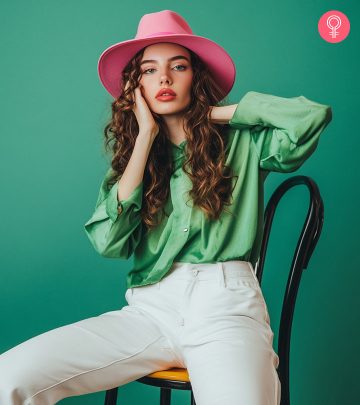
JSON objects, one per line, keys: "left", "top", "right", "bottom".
{"left": 0, "top": 0, "right": 358, "bottom": 404}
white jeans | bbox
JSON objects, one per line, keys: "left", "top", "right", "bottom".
{"left": 0, "top": 260, "right": 281, "bottom": 405}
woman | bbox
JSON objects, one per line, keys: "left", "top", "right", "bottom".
{"left": 0, "top": 9, "right": 332, "bottom": 405}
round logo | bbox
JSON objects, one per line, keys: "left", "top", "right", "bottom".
{"left": 318, "top": 10, "right": 350, "bottom": 43}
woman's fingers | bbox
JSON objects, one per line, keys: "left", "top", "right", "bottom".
{"left": 122, "top": 81, "right": 159, "bottom": 138}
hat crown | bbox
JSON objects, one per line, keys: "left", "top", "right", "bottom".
{"left": 97, "top": 9, "right": 235, "bottom": 100}
{"left": 135, "top": 10, "right": 193, "bottom": 39}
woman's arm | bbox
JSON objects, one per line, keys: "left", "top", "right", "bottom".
{"left": 214, "top": 91, "right": 332, "bottom": 173}
{"left": 208, "top": 104, "right": 237, "bottom": 124}
{"left": 84, "top": 132, "right": 154, "bottom": 258}
{"left": 117, "top": 132, "right": 153, "bottom": 205}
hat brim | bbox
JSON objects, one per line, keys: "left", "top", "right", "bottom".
{"left": 97, "top": 34, "right": 236, "bottom": 100}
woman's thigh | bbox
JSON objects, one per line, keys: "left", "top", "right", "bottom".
{"left": 0, "top": 303, "right": 181, "bottom": 405}
{"left": 184, "top": 336, "right": 281, "bottom": 405}
{"left": 176, "top": 261, "right": 281, "bottom": 405}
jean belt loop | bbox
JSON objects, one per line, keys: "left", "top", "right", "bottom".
{"left": 217, "top": 262, "right": 226, "bottom": 287}
{"left": 130, "top": 288, "right": 134, "bottom": 296}
{"left": 248, "top": 261, "right": 259, "bottom": 284}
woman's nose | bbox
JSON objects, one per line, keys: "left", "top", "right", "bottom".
{"left": 159, "top": 71, "right": 172, "bottom": 85}
{"left": 160, "top": 77, "right": 171, "bottom": 85}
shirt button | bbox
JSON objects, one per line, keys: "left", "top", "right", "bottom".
{"left": 183, "top": 228, "right": 188, "bottom": 232}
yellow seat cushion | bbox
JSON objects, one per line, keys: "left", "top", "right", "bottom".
{"left": 146, "top": 367, "right": 190, "bottom": 382}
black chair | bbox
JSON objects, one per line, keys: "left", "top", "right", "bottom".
{"left": 104, "top": 175, "right": 324, "bottom": 405}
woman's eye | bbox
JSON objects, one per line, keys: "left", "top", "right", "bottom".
{"left": 142, "top": 65, "right": 187, "bottom": 74}
{"left": 173, "top": 64, "right": 186, "bottom": 71}
{"left": 143, "top": 68, "right": 155, "bottom": 74}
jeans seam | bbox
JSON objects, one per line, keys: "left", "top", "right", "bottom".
{"left": 27, "top": 334, "right": 165, "bottom": 402}
{"left": 127, "top": 306, "right": 183, "bottom": 367}
{"left": 160, "top": 345, "right": 183, "bottom": 368}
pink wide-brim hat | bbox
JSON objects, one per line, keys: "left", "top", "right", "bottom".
{"left": 97, "top": 9, "right": 236, "bottom": 100}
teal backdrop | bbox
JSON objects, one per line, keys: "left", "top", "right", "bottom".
{"left": 1, "top": 1, "right": 358, "bottom": 404}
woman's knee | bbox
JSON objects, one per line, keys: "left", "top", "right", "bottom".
{"left": 0, "top": 348, "right": 38, "bottom": 403}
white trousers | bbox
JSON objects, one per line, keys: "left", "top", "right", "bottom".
{"left": 0, "top": 260, "right": 281, "bottom": 405}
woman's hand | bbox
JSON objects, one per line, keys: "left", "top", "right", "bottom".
{"left": 125, "top": 80, "right": 160, "bottom": 140}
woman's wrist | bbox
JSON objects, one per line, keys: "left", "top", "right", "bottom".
{"left": 137, "top": 130, "right": 157, "bottom": 144}
{"left": 209, "top": 104, "right": 238, "bottom": 124}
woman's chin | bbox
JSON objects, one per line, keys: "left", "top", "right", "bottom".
{"left": 152, "top": 104, "right": 187, "bottom": 116}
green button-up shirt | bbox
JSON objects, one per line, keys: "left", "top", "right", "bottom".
{"left": 84, "top": 91, "right": 332, "bottom": 289}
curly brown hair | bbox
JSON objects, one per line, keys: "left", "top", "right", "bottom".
{"left": 102, "top": 45, "right": 238, "bottom": 232}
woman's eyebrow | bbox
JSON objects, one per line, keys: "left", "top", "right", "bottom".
{"left": 140, "top": 55, "right": 190, "bottom": 66}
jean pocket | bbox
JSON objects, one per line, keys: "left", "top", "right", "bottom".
{"left": 224, "top": 277, "right": 271, "bottom": 325}
{"left": 224, "top": 277, "right": 260, "bottom": 292}
{"left": 134, "top": 282, "right": 157, "bottom": 290}
{"left": 131, "top": 282, "right": 160, "bottom": 300}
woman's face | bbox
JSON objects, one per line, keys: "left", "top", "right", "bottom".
{"left": 138, "top": 42, "right": 193, "bottom": 116}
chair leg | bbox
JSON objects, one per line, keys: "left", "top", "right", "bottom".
{"left": 191, "top": 389, "right": 196, "bottom": 405}
{"left": 160, "top": 387, "right": 171, "bottom": 405}
{"left": 104, "top": 387, "right": 118, "bottom": 405}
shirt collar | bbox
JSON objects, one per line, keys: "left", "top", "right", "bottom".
{"left": 170, "top": 139, "right": 187, "bottom": 148}
{"left": 170, "top": 139, "right": 187, "bottom": 159}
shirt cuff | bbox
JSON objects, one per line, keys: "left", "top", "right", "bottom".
{"left": 228, "top": 91, "right": 267, "bottom": 128}
{"left": 105, "top": 180, "right": 144, "bottom": 223}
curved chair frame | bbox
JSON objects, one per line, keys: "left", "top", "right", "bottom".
{"left": 104, "top": 175, "right": 324, "bottom": 405}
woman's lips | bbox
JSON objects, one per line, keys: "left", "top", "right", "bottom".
{"left": 156, "top": 95, "right": 176, "bottom": 101}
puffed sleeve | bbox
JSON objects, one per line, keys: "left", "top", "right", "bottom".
{"left": 84, "top": 168, "right": 144, "bottom": 259}
{"left": 228, "top": 91, "right": 333, "bottom": 172}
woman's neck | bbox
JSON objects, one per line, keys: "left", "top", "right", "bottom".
{"left": 162, "top": 113, "right": 187, "bottom": 145}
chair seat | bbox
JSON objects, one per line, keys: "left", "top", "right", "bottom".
{"left": 146, "top": 367, "right": 190, "bottom": 382}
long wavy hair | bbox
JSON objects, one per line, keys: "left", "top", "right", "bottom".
{"left": 102, "top": 44, "right": 238, "bottom": 232}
